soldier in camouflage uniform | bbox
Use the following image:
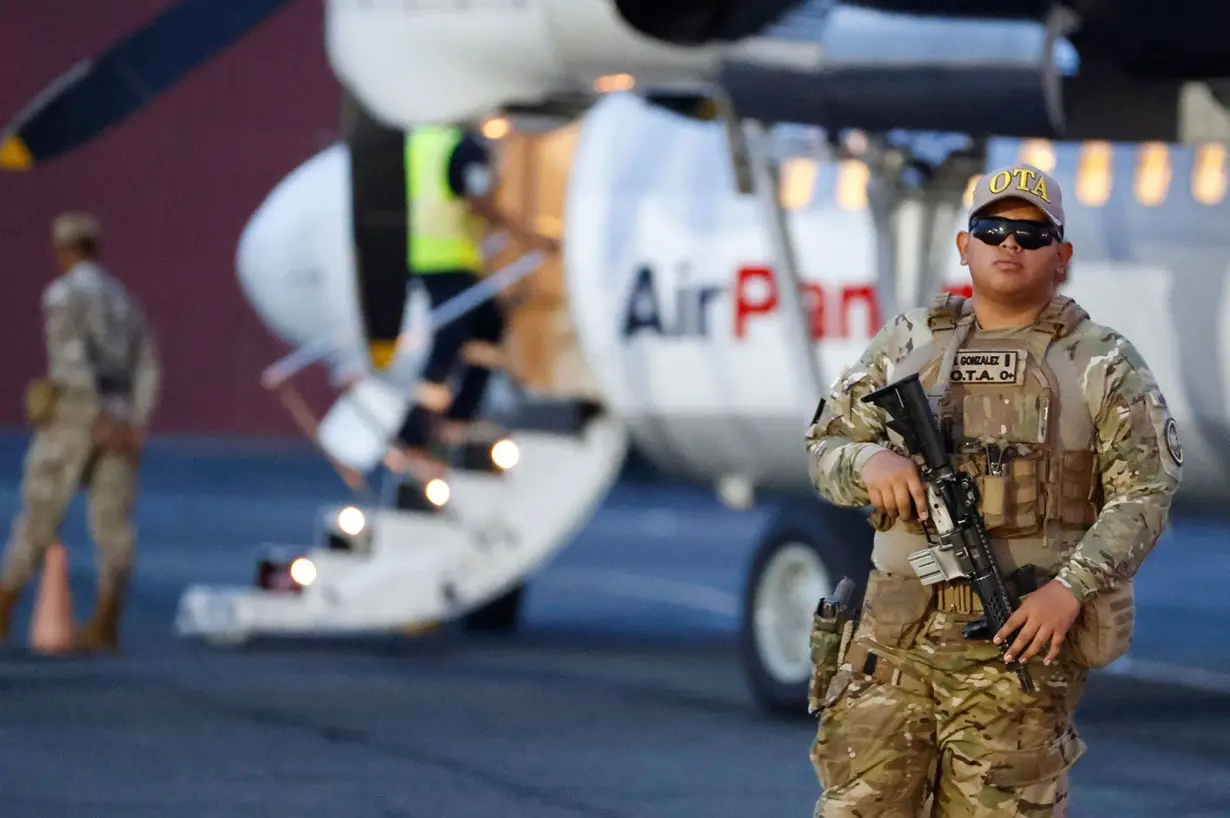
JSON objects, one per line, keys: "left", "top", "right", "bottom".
{"left": 805, "top": 164, "right": 1181, "bottom": 816}
{"left": 0, "top": 212, "right": 160, "bottom": 652}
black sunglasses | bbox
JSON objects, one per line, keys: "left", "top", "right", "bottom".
{"left": 969, "top": 217, "right": 1063, "bottom": 250}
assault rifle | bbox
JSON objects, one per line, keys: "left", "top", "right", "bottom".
{"left": 862, "top": 373, "right": 1034, "bottom": 692}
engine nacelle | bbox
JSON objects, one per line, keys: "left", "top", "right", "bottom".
{"left": 719, "top": 5, "right": 1066, "bottom": 138}
{"left": 236, "top": 143, "right": 430, "bottom": 383}
{"left": 324, "top": 0, "right": 726, "bottom": 128}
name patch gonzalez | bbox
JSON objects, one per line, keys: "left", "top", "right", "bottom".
{"left": 950, "top": 350, "right": 1022, "bottom": 384}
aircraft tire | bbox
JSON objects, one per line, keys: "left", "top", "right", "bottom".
{"left": 739, "top": 503, "right": 872, "bottom": 717}
{"left": 462, "top": 582, "right": 526, "bottom": 634}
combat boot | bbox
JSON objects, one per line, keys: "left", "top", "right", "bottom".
{"left": 74, "top": 587, "right": 123, "bottom": 653}
{"left": 0, "top": 585, "right": 21, "bottom": 645}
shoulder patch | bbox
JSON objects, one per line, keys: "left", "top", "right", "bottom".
{"left": 1164, "top": 417, "right": 1183, "bottom": 466}
{"left": 811, "top": 398, "right": 826, "bottom": 425}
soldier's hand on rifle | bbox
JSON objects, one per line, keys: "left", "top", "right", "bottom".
{"left": 993, "top": 580, "right": 1082, "bottom": 666}
{"left": 861, "top": 450, "right": 930, "bottom": 522}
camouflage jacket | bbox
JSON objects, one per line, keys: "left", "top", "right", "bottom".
{"left": 805, "top": 304, "right": 1182, "bottom": 602}
{"left": 42, "top": 261, "right": 161, "bottom": 427}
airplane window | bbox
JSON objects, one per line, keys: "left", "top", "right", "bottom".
{"left": 962, "top": 174, "right": 980, "bottom": 208}
{"left": 1075, "top": 141, "right": 1112, "bottom": 207}
{"left": 1133, "top": 142, "right": 1171, "bottom": 206}
{"left": 1018, "top": 139, "right": 1055, "bottom": 173}
{"left": 1192, "top": 143, "right": 1228, "bottom": 206}
{"left": 779, "top": 157, "right": 817, "bottom": 210}
{"left": 837, "top": 159, "right": 868, "bottom": 210}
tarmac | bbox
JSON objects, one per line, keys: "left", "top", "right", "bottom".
{"left": 1, "top": 435, "right": 1228, "bottom": 817}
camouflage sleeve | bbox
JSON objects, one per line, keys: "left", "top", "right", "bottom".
{"left": 131, "top": 332, "right": 161, "bottom": 428}
{"left": 803, "top": 318, "right": 907, "bottom": 507}
{"left": 1056, "top": 335, "right": 1182, "bottom": 602}
{"left": 41, "top": 280, "right": 97, "bottom": 392}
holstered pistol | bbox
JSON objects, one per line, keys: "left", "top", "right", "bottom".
{"left": 808, "top": 577, "right": 857, "bottom": 715}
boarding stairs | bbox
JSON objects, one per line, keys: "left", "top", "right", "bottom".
{"left": 175, "top": 247, "right": 629, "bottom": 645}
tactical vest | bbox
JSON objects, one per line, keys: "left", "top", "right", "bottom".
{"left": 887, "top": 293, "right": 1102, "bottom": 543}
{"left": 405, "top": 127, "right": 486, "bottom": 274}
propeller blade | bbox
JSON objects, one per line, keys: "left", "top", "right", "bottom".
{"left": 0, "top": 0, "right": 295, "bottom": 171}
{"left": 344, "top": 88, "right": 413, "bottom": 370}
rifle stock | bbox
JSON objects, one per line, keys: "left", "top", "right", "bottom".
{"left": 862, "top": 374, "right": 1034, "bottom": 692}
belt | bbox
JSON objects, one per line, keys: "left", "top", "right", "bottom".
{"left": 934, "top": 565, "right": 1050, "bottom": 616}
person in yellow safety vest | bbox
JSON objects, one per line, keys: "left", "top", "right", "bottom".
{"left": 386, "top": 124, "right": 559, "bottom": 480}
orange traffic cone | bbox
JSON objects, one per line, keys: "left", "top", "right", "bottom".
{"left": 29, "top": 542, "right": 74, "bottom": 655}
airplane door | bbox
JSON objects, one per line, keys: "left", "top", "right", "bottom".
{"left": 482, "top": 120, "right": 605, "bottom": 403}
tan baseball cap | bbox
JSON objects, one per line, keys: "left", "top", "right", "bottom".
{"left": 51, "top": 211, "right": 101, "bottom": 247}
{"left": 968, "top": 163, "right": 1065, "bottom": 228}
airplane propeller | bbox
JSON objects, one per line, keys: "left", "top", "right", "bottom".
{"left": 0, "top": 0, "right": 296, "bottom": 171}
{"left": 342, "top": 88, "right": 419, "bottom": 372}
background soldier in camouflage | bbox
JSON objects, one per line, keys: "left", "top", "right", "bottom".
{"left": 0, "top": 212, "right": 160, "bottom": 652}
{"left": 805, "top": 164, "right": 1181, "bottom": 817}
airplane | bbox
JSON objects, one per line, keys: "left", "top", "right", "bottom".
{"left": 198, "top": 88, "right": 1230, "bottom": 716}
{"left": 9, "top": 0, "right": 1230, "bottom": 716}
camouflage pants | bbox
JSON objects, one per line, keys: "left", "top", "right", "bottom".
{"left": 0, "top": 424, "right": 139, "bottom": 597}
{"left": 811, "top": 571, "right": 1087, "bottom": 818}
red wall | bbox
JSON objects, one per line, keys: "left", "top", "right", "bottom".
{"left": 0, "top": 1, "right": 338, "bottom": 436}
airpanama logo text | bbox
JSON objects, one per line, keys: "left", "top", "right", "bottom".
{"left": 620, "top": 263, "right": 973, "bottom": 341}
